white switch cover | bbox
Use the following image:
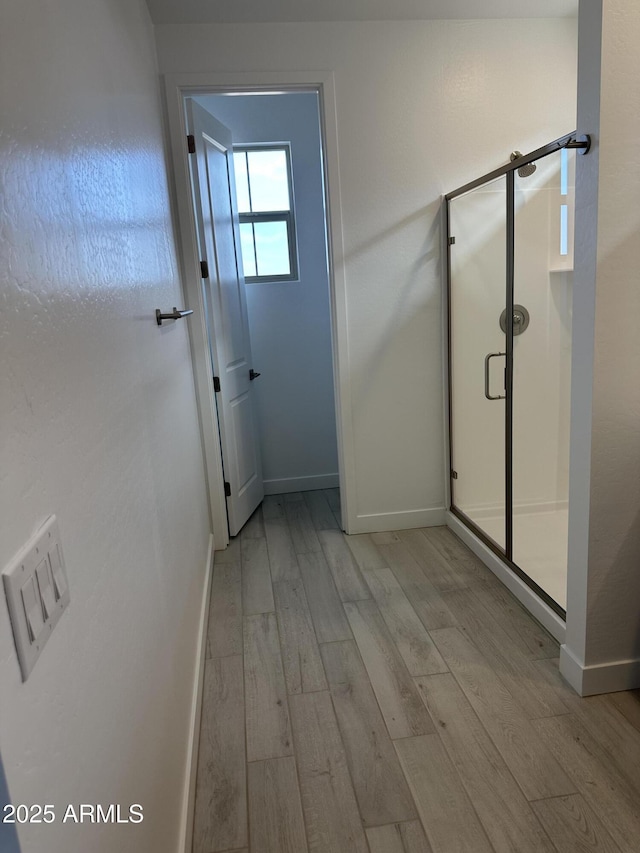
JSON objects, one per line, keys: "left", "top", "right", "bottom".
{"left": 3, "top": 516, "right": 70, "bottom": 681}
{"left": 21, "top": 576, "right": 45, "bottom": 642}
{"left": 35, "top": 558, "right": 56, "bottom": 620}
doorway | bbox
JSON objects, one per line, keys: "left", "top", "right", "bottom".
{"left": 165, "top": 76, "right": 349, "bottom": 548}
{"left": 195, "top": 91, "right": 339, "bottom": 507}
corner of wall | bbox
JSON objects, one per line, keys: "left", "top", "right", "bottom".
{"left": 560, "top": 642, "right": 640, "bottom": 696}
{"left": 178, "top": 534, "right": 215, "bottom": 853}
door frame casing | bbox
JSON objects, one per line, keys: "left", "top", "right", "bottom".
{"left": 164, "top": 71, "right": 353, "bottom": 546}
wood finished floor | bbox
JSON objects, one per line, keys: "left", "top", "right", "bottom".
{"left": 193, "top": 490, "right": 640, "bottom": 853}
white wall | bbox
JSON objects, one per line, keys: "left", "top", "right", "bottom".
{"left": 562, "top": 0, "right": 640, "bottom": 694}
{"left": 0, "top": 1, "right": 211, "bottom": 851}
{"left": 156, "top": 19, "right": 578, "bottom": 529}
{"left": 195, "top": 93, "right": 339, "bottom": 494}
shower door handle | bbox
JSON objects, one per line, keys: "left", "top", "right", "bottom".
{"left": 484, "top": 352, "right": 506, "bottom": 400}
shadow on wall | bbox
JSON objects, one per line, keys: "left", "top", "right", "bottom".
{"left": 0, "top": 751, "right": 21, "bottom": 852}
{"left": 343, "top": 203, "right": 439, "bottom": 268}
{"left": 581, "top": 226, "right": 640, "bottom": 669}
{"left": 345, "top": 198, "right": 441, "bottom": 369}
{"left": 586, "top": 507, "right": 640, "bottom": 669}
{"left": 348, "top": 200, "right": 444, "bottom": 510}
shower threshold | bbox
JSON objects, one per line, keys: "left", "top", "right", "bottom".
{"left": 446, "top": 510, "right": 567, "bottom": 643}
{"left": 463, "top": 507, "right": 568, "bottom": 610}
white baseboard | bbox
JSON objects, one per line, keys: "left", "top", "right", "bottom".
{"left": 178, "top": 534, "right": 214, "bottom": 853}
{"left": 560, "top": 644, "right": 640, "bottom": 696}
{"left": 349, "top": 507, "right": 446, "bottom": 535}
{"left": 264, "top": 473, "right": 340, "bottom": 495}
{"left": 446, "top": 511, "right": 566, "bottom": 644}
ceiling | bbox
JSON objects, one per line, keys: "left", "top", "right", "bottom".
{"left": 146, "top": 0, "right": 579, "bottom": 26}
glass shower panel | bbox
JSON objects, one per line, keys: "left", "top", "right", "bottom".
{"left": 449, "top": 176, "right": 507, "bottom": 551}
{"left": 512, "top": 148, "right": 575, "bottom": 609}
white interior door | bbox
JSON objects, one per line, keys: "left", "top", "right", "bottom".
{"left": 186, "top": 99, "right": 264, "bottom": 536}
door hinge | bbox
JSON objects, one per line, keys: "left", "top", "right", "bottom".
{"left": 213, "top": 376, "right": 221, "bottom": 393}
{"left": 200, "top": 260, "right": 209, "bottom": 279}
{"left": 224, "top": 481, "right": 231, "bottom": 497}
{"left": 451, "top": 470, "right": 458, "bottom": 480}
{"left": 187, "top": 134, "right": 196, "bottom": 154}
{"left": 448, "top": 236, "right": 456, "bottom": 245}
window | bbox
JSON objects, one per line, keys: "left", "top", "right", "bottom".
{"left": 233, "top": 145, "right": 298, "bottom": 282}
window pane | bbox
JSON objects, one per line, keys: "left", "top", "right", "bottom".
{"left": 233, "top": 152, "right": 251, "bottom": 213}
{"left": 247, "top": 150, "right": 290, "bottom": 212}
{"left": 254, "top": 220, "right": 291, "bottom": 277}
{"left": 239, "top": 223, "right": 257, "bottom": 277}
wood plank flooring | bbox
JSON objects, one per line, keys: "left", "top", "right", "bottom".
{"left": 194, "top": 492, "right": 640, "bottom": 853}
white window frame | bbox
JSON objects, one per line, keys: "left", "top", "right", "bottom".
{"left": 234, "top": 143, "right": 299, "bottom": 283}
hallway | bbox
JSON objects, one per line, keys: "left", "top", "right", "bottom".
{"left": 193, "top": 491, "right": 640, "bottom": 853}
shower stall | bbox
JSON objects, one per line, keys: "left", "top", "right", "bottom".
{"left": 445, "top": 131, "right": 589, "bottom": 617}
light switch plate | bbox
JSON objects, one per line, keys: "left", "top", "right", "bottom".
{"left": 3, "top": 516, "right": 70, "bottom": 681}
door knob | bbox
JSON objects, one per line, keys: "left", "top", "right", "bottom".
{"left": 249, "top": 369, "right": 261, "bottom": 381}
{"left": 156, "top": 307, "right": 194, "bottom": 326}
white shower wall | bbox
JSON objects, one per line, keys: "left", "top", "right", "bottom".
{"left": 513, "top": 152, "right": 574, "bottom": 516}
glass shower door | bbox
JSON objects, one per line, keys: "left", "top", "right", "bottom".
{"left": 449, "top": 175, "right": 507, "bottom": 551}
{"left": 512, "top": 148, "right": 575, "bottom": 609}
{"left": 447, "top": 132, "right": 586, "bottom": 616}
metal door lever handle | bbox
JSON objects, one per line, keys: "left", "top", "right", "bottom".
{"left": 484, "top": 352, "right": 506, "bottom": 400}
{"left": 156, "top": 307, "right": 194, "bottom": 326}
